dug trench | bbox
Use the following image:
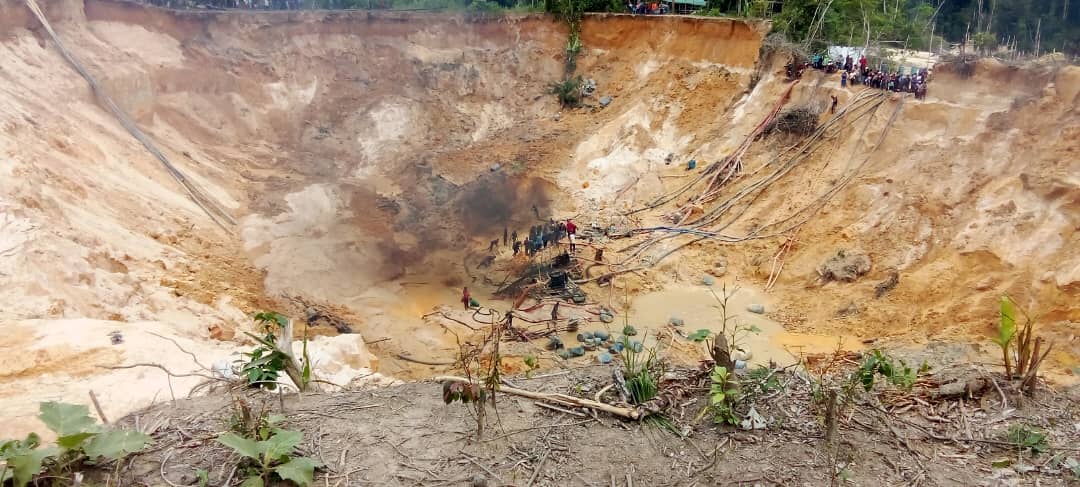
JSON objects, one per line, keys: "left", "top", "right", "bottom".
{"left": 1, "top": 0, "right": 1078, "bottom": 483}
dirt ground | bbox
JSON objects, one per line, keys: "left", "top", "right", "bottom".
{"left": 0, "top": 0, "right": 1077, "bottom": 460}
{"left": 113, "top": 360, "right": 1080, "bottom": 486}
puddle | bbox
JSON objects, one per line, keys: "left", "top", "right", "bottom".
{"left": 623, "top": 284, "right": 861, "bottom": 366}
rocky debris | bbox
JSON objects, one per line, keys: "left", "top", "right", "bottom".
{"left": 818, "top": 250, "right": 871, "bottom": 282}
{"left": 581, "top": 78, "right": 597, "bottom": 96}
{"left": 599, "top": 95, "right": 612, "bottom": 107}
{"left": 747, "top": 303, "right": 765, "bottom": 314}
{"left": 599, "top": 310, "right": 614, "bottom": 323}
{"left": 731, "top": 349, "right": 752, "bottom": 361}
{"left": 669, "top": 316, "right": 685, "bottom": 327}
{"left": 875, "top": 270, "right": 900, "bottom": 298}
{"left": 703, "top": 275, "right": 716, "bottom": 286}
{"left": 836, "top": 301, "right": 860, "bottom": 317}
{"left": 709, "top": 258, "right": 728, "bottom": 276}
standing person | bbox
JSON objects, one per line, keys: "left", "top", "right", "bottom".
{"left": 550, "top": 301, "right": 560, "bottom": 326}
{"left": 830, "top": 95, "right": 838, "bottom": 114}
{"left": 841, "top": 70, "right": 848, "bottom": 87}
{"left": 461, "top": 287, "right": 471, "bottom": 310}
{"left": 503, "top": 227, "right": 508, "bottom": 247}
{"left": 511, "top": 229, "right": 518, "bottom": 247}
{"left": 513, "top": 239, "right": 521, "bottom": 256}
{"left": 566, "top": 219, "right": 578, "bottom": 253}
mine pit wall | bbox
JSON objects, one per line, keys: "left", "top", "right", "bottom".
{"left": 581, "top": 13, "right": 767, "bottom": 69}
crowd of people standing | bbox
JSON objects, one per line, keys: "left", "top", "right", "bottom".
{"left": 790, "top": 53, "right": 930, "bottom": 100}
{"left": 511, "top": 218, "right": 578, "bottom": 257}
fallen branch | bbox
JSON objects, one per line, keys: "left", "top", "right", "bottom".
{"left": 148, "top": 332, "right": 209, "bottom": 371}
{"left": 397, "top": 354, "right": 455, "bottom": 366}
{"left": 100, "top": 363, "right": 227, "bottom": 382}
{"left": 436, "top": 376, "right": 645, "bottom": 420}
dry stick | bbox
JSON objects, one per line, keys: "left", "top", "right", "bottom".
{"left": 395, "top": 354, "right": 455, "bottom": 366}
{"left": 100, "top": 363, "right": 226, "bottom": 382}
{"left": 534, "top": 401, "right": 588, "bottom": 418}
{"left": 424, "top": 312, "right": 481, "bottom": 331}
{"left": 148, "top": 332, "right": 210, "bottom": 371}
{"left": 462, "top": 454, "right": 503, "bottom": 485}
{"left": 88, "top": 390, "right": 109, "bottom": 424}
{"left": 825, "top": 389, "right": 840, "bottom": 487}
{"left": 990, "top": 376, "right": 1009, "bottom": 409}
{"left": 526, "top": 450, "right": 549, "bottom": 487}
{"left": 159, "top": 450, "right": 183, "bottom": 487}
{"left": 434, "top": 375, "right": 645, "bottom": 418}
{"left": 1021, "top": 340, "right": 1054, "bottom": 394}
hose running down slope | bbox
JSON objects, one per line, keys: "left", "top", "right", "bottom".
{"left": 20, "top": 0, "right": 236, "bottom": 231}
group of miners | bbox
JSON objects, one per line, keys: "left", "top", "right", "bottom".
{"left": 789, "top": 54, "right": 930, "bottom": 100}
{"left": 492, "top": 218, "right": 578, "bottom": 257}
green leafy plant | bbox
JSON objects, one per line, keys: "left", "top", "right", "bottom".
{"left": 240, "top": 312, "right": 291, "bottom": 390}
{"left": 240, "top": 312, "right": 314, "bottom": 392}
{"left": 523, "top": 354, "right": 539, "bottom": 378}
{"left": 0, "top": 402, "right": 149, "bottom": 487}
{"left": 993, "top": 296, "right": 1018, "bottom": 378}
{"left": 620, "top": 333, "right": 659, "bottom": 404}
{"left": 1064, "top": 457, "right": 1080, "bottom": 478}
{"left": 743, "top": 365, "right": 782, "bottom": 397}
{"left": 687, "top": 329, "right": 712, "bottom": 342}
{"left": 992, "top": 296, "right": 1052, "bottom": 394}
{"left": 216, "top": 414, "right": 321, "bottom": 487}
{"left": 708, "top": 365, "right": 740, "bottom": 425}
{"left": 550, "top": 76, "right": 583, "bottom": 107}
{"left": 443, "top": 310, "right": 507, "bottom": 439}
{"left": 855, "top": 349, "right": 917, "bottom": 391}
{"left": 1005, "top": 424, "right": 1048, "bottom": 456}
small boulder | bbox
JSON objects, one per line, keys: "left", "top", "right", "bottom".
{"left": 703, "top": 275, "right": 716, "bottom": 286}
{"left": 599, "top": 311, "right": 615, "bottom": 323}
{"left": 818, "top": 249, "right": 871, "bottom": 282}
{"left": 747, "top": 304, "right": 765, "bottom": 314}
{"left": 669, "top": 316, "right": 685, "bottom": 327}
{"left": 599, "top": 95, "right": 613, "bottom": 107}
{"left": 598, "top": 352, "right": 613, "bottom": 364}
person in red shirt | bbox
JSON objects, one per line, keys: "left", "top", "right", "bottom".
{"left": 565, "top": 220, "right": 578, "bottom": 252}
{"left": 461, "top": 287, "right": 471, "bottom": 310}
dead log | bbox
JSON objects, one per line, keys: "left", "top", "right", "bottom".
{"left": 436, "top": 375, "right": 645, "bottom": 420}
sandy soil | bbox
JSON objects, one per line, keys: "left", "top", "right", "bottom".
{"left": 111, "top": 364, "right": 1080, "bottom": 486}
{"left": 0, "top": 0, "right": 1076, "bottom": 440}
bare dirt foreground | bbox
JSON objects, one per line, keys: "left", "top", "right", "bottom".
{"left": 115, "top": 364, "right": 1080, "bottom": 486}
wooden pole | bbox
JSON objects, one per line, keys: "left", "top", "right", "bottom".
{"left": 436, "top": 376, "right": 644, "bottom": 420}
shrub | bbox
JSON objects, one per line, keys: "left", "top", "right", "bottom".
{"left": 0, "top": 402, "right": 149, "bottom": 487}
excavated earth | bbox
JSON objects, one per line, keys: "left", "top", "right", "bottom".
{"left": 0, "top": 0, "right": 1078, "bottom": 478}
